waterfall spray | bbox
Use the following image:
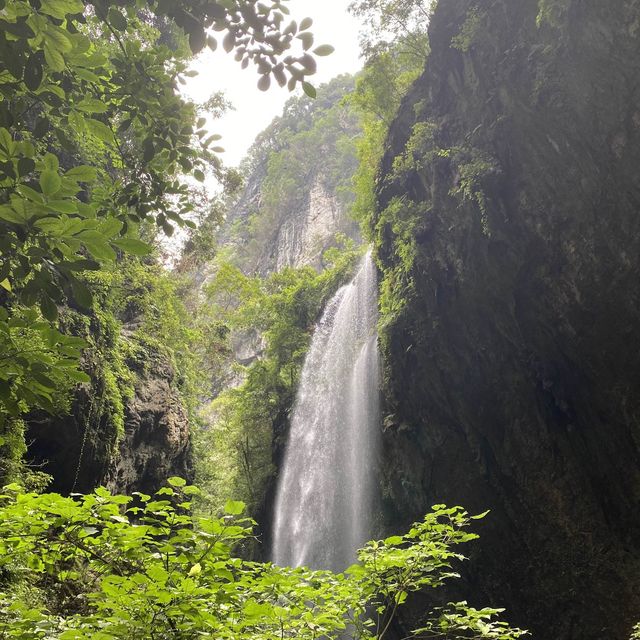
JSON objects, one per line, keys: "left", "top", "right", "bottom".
{"left": 272, "top": 250, "right": 380, "bottom": 571}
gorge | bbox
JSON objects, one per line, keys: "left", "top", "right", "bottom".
{"left": 1, "top": 0, "right": 640, "bottom": 639}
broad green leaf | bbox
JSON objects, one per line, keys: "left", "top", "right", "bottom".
{"left": 76, "top": 203, "right": 96, "bottom": 218}
{"left": 34, "top": 217, "right": 62, "bottom": 233}
{"left": 40, "top": 43, "right": 65, "bottom": 74}
{"left": 302, "top": 81, "right": 316, "bottom": 98}
{"left": 189, "top": 27, "right": 206, "bottom": 54}
{"left": 45, "top": 27, "right": 73, "bottom": 53}
{"left": 16, "top": 140, "right": 36, "bottom": 158}
{"left": 69, "top": 277, "right": 93, "bottom": 308}
{"left": 39, "top": 170, "right": 61, "bottom": 196}
{"left": 98, "top": 217, "right": 123, "bottom": 238}
{"left": 43, "top": 153, "right": 59, "bottom": 171}
{"left": 17, "top": 157, "right": 36, "bottom": 177}
{"left": 108, "top": 7, "right": 128, "bottom": 31}
{"left": 40, "top": 0, "right": 83, "bottom": 19}
{"left": 23, "top": 54, "right": 43, "bottom": 91}
{"left": 69, "top": 32, "right": 91, "bottom": 54}
{"left": 64, "top": 368, "right": 90, "bottom": 383}
{"left": 313, "top": 44, "right": 335, "bottom": 56}
{"left": 17, "top": 185, "right": 45, "bottom": 203}
{"left": 85, "top": 118, "right": 115, "bottom": 144}
{"left": 65, "top": 165, "right": 98, "bottom": 182}
{"left": 37, "top": 82, "right": 66, "bottom": 100}
{"left": 244, "top": 600, "right": 273, "bottom": 617}
{"left": 39, "top": 296, "right": 58, "bottom": 321}
{"left": 0, "top": 206, "right": 28, "bottom": 224}
{"left": 75, "top": 68, "right": 101, "bottom": 83}
{"left": 47, "top": 200, "right": 77, "bottom": 214}
{"left": 76, "top": 98, "right": 108, "bottom": 114}
{"left": 81, "top": 239, "right": 116, "bottom": 262}
{"left": 224, "top": 499, "right": 245, "bottom": 515}
{"left": 78, "top": 52, "right": 108, "bottom": 69}
{"left": 0, "top": 128, "right": 15, "bottom": 156}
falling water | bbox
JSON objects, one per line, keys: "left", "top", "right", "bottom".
{"left": 272, "top": 250, "right": 380, "bottom": 571}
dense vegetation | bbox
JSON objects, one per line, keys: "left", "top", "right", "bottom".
{"left": 0, "top": 0, "right": 333, "bottom": 483}
{"left": 2, "top": 0, "right": 638, "bottom": 638}
{"left": 195, "top": 238, "right": 361, "bottom": 512}
{"left": 0, "top": 480, "right": 526, "bottom": 640}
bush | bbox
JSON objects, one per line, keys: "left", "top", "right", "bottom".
{"left": 0, "top": 480, "right": 526, "bottom": 639}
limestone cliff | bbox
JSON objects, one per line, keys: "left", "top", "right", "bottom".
{"left": 24, "top": 263, "right": 195, "bottom": 496}
{"left": 272, "top": 178, "right": 353, "bottom": 272}
{"left": 221, "top": 74, "right": 361, "bottom": 275}
{"left": 26, "top": 340, "right": 193, "bottom": 495}
{"left": 374, "top": 1, "right": 640, "bottom": 638}
{"left": 104, "top": 352, "right": 193, "bottom": 495}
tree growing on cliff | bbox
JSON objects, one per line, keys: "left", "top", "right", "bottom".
{"left": 349, "top": 0, "right": 434, "bottom": 59}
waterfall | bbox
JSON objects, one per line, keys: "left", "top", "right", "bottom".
{"left": 272, "top": 250, "right": 380, "bottom": 571}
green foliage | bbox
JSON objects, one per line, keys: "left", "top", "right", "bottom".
{"left": 346, "top": 37, "right": 430, "bottom": 346}
{"left": 347, "top": 33, "right": 426, "bottom": 244}
{"left": 0, "top": 420, "right": 51, "bottom": 490}
{"left": 0, "top": 0, "right": 330, "bottom": 429}
{"left": 345, "top": 0, "right": 438, "bottom": 335}
{"left": 0, "top": 306, "right": 88, "bottom": 419}
{"left": 350, "top": 25, "right": 499, "bottom": 337}
{"left": 536, "top": 0, "right": 571, "bottom": 28}
{"left": 375, "top": 197, "right": 426, "bottom": 325}
{"left": 349, "top": 0, "right": 435, "bottom": 60}
{"left": 194, "top": 240, "right": 361, "bottom": 512}
{"left": 85, "top": 256, "right": 204, "bottom": 439}
{"left": 373, "top": 132, "right": 498, "bottom": 345}
{"left": 179, "top": 200, "right": 225, "bottom": 271}
{"left": 631, "top": 623, "right": 640, "bottom": 640}
{"left": 57, "top": 291, "right": 133, "bottom": 450}
{"left": 391, "top": 120, "right": 441, "bottom": 175}
{"left": 0, "top": 419, "right": 27, "bottom": 485}
{"left": 5, "top": 255, "right": 204, "bottom": 487}
{"left": 449, "top": 148, "right": 498, "bottom": 236}
{"left": 451, "top": 7, "right": 485, "bottom": 52}
{"left": 0, "top": 482, "right": 527, "bottom": 640}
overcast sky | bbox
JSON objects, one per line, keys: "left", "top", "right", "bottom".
{"left": 183, "top": 0, "right": 364, "bottom": 167}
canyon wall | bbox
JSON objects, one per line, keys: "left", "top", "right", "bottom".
{"left": 375, "top": 1, "right": 640, "bottom": 638}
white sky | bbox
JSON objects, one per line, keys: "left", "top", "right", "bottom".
{"left": 183, "top": 1, "right": 364, "bottom": 168}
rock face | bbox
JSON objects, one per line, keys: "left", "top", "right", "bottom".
{"left": 27, "top": 346, "right": 193, "bottom": 495}
{"left": 225, "top": 173, "right": 358, "bottom": 275}
{"left": 225, "top": 166, "right": 359, "bottom": 276}
{"left": 273, "top": 179, "right": 357, "bottom": 272}
{"left": 375, "top": 1, "right": 640, "bottom": 638}
{"left": 105, "top": 354, "right": 193, "bottom": 495}
{"left": 220, "top": 74, "right": 361, "bottom": 276}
